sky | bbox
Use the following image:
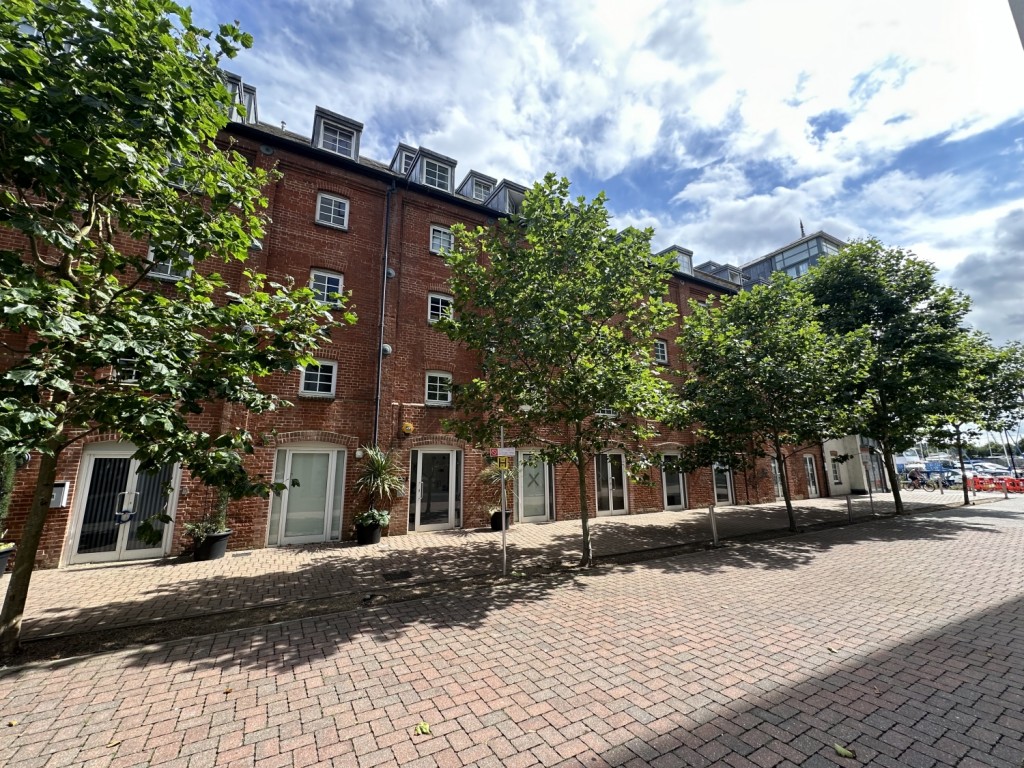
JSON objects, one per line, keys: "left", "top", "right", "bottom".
{"left": 192, "top": 0, "right": 1024, "bottom": 344}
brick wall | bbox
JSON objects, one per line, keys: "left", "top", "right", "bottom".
{"left": 1, "top": 122, "right": 823, "bottom": 568}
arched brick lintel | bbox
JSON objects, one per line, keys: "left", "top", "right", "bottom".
{"left": 272, "top": 431, "right": 359, "bottom": 448}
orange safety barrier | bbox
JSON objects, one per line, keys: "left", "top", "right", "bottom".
{"left": 971, "top": 477, "right": 997, "bottom": 492}
{"left": 1005, "top": 477, "right": 1024, "bottom": 494}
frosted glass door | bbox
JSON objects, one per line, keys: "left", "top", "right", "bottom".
{"left": 284, "top": 452, "right": 331, "bottom": 542}
{"left": 519, "top": 454, "right": 548, "bottom": 521}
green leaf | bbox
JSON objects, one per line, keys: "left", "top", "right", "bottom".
{"left": 413, "top": 722, "right": 431, "bottom": 736}
{"left": 833, "top": 743, "right": 857, "bottom": 759}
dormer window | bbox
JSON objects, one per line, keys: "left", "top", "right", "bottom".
{"left": 311, "top": 107, "right": 363, "bottom": 160}
{"left": 486, "top": 180, "right": 527, "bottom": 215}
{"left": 320, "top": 123, "right": 354, "bottom": 157}
{"left": 456, "top": 172, "right": 498, "bottom": 202}
{"left": 657, "top": 245, "right": 693, "bottom": 276}
{"left": 424, "top": 159, "right": 451, "bottom": 192}
{"left": 400, "top": 152, "right": 414, "bottom": 175}
{"left": 222, "top": 71, "right": 258, "bottom": 125}
{"left": 472, "top": 178, "right": 493, "bottom": 201}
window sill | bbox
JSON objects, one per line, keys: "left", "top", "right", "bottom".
{"left": 298, "top": 392, "right": 336, "bottom": 400}
{"left": 314, "top": 220, "right": 349, "bottom": 232}
{"left": 425, "top": 402, "right": 452, "bottom": 408}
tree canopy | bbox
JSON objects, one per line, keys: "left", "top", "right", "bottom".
{"left": 0, "top": 0, "right": 354, "bottom": 654}
{"left": 802, "top": 238, "right": 969, "bottom": 513}
{"left": 677, "top": 274, "right": 873, "bottom": 529}
{"left": 926, "top": 334, "right": 1024, "bottom": 502}
{"left": 440, "top": 174, "right": 677, "bottom": 565}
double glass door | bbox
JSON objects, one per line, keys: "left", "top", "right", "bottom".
{"left": 804, "top": 455, "right": 820, "bottom": 498}
{"left": 713, "top": 464, "right": 734, "bottom": 505}
{"left": 596, "top": 453, "right": 627, "bottom": 515}
{"left": 770, "top": 458, "right": 785, "bottom": 499}
{"left": 70, "top": 448, "right": 176, "bottom": 565}
{"left": 662, "top": 454, "right": 686, "bottom": 510}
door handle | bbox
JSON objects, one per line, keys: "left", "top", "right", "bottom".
{"left": 114, "top": 491, "right": 138, "bottom": 524}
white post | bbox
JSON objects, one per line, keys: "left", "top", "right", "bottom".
{"left": 500, "top": 425, "right": 507, "bottom": 577}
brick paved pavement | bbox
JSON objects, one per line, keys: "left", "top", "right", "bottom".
{"left": 7, "top": 490, "right": 1003, "bottom": 640}
{"left": 0, "top": 496, "right": 1021, "bottom": 766}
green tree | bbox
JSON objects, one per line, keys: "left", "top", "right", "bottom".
{"left": 0, "top": 0, "right": 354, "bottom": 655}
{"left": 440, "top": 174, "right": 677, "bottom": 566}
{"left": 802, "top": 239, "right": 970, "bottom": 513}
{"left": 677, "top": 275, "right": 873, "bottom": 530}
{"left": 926, "top": 334, "right": 1024, "bottom": 503}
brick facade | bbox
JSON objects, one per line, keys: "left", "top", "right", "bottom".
{"left": 2, "top": 104, "right": 831, "bottom": 568}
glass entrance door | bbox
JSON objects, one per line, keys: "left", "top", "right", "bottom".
{"left": 770, "top": 458, "right": 785, "bottom": 499}
{"left": 70, "top": 449, "right": 175, "bottom": 565}
{"left": 412, "top": 450, "right": 458, "bottom": 531}
{"left": 518, "top": 452, "right": 551, "bottom": 522}
{"left": 662, "top": 454, "right": 686, "bottom": 510}
{"left": 596, "top": 453, "right": 627, "bottom": 516}
{"left": 804, "top": 455, "right": 820, "bottom": 498}
{"left": 281, "top": 451, "right": 333, "bottom": 544}
{"left": 713, "top": 464, "right": 734, "bottom": 505}
{"left": 267, "top": 448, "right": 346, "bottom": 546}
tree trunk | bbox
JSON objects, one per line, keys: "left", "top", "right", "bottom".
{"left": 879, "top": 442, "right": 903, "bottom": 515}
{"left": 0, "top": 450, "right": 59, "bottom": 657}
{"left": 955, "top": 430, "right": 970, "bottom": 506}
{"left": 575, "top": 443, "right": 592, "bottom": 568}
{"left": 775, "top": 446, "right": 797, "bottom": 532}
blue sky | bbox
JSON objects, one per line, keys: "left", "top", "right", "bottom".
{"left": 193, "top": 0, "right": 1024, "bottom": 343}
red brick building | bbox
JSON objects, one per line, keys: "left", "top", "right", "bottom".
{"left": 2, "top": 84, "right": 830, "bottom": 568}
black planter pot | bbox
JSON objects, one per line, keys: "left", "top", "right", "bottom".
{"left": 0, "top": 545, "right": 15, "bottom": 573}
{"left": 490, "top": 511, "right": 513, "bottom": 531}
{"left": 356, "top": 523, "right": 382, "bottom": 545}
{"left": 193, "top": 530, "right": 232, "bottom": 561}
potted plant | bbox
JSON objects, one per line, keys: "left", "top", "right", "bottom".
{"left": 353, "top": 508, "right": 390, "bottom": 545}
{"left": 183, "top": 486, "right": 232, "bottom": 561}
{"left": 353, "top": 445, "right": 404, "bottom": 545}
{"left": 0, "top": 453, "right": 16, "bottom": 573}
{"left": 480, "top": 460, "right": 517, "bottom": 531}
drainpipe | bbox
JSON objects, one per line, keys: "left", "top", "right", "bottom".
{"left": 372, "top": 182, "right": 396, "bottom": 447}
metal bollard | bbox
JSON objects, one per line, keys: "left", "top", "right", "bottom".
{"left": 846, "top": 496, "right": 853, "bottom": 523}
{"left": 708, "top": 505, "right": 719, "bottom": 546}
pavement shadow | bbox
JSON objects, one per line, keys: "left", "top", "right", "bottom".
{"left": 583, "top": 593, "right": 1024, "bottom": 767}
{"left": 3, "top": 502, "right": 1014, "bottom": 673}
